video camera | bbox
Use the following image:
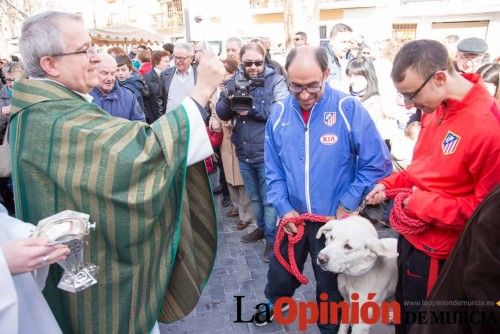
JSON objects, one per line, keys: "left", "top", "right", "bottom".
{"left": 225, "top": 73, "right": 265, "bottom": 114}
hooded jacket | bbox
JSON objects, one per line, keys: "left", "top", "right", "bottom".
{"left": 119, "top": 73, "right": 148, "bottom": 111}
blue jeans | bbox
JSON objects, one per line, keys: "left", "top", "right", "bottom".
{"left": 238, "top": 160, "right": 276, "bottom": 242}
{"left": 265, "top": 222, "right": 343, "bottom": 333}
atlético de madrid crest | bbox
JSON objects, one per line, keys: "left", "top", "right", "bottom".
{"left": 441, "top": 130, "right": 461, "bottom": 155}
{"left": 324, "top": 112, "right": 336, "bottom": 127}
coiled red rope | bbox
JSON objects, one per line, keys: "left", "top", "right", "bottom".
{"left": 385, "top": 188, "right": 428, "bottom": 235}
{"left": 273, "top": 213, "right": 330, "bottom": 284}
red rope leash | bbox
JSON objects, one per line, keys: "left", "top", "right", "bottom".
{"left": 385, "top": 188, "right": 428, "bottom": 235}
{"left": 273, "top": 213, "right": 331, "bottom": 284}
{"left": 273, "top": 188, "right": 426, "bottom": 284}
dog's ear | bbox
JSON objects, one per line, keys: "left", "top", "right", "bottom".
{"left": 365, "top": 238, "right": 398, "bottom": 258}
{"left": 316, "top": 220, "right": 337, "bottom": 239}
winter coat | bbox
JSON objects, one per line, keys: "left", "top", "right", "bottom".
{"left": 216, "top": 65, "right": 288, "bottom": 163}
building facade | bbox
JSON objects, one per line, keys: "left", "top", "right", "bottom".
{"left": 1, "top": 0, "right": 499, "bottom": 59}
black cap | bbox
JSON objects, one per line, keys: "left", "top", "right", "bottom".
{"left": 457, "top": 37, "right": 488, "bottom": 54}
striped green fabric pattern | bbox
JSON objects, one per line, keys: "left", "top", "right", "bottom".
{"left": 9, "top": 79, "right": 217, "bottom": 333}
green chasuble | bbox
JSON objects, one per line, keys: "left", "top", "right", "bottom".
{"left": 9, "top": 79, "right": 217, "bottom": 333}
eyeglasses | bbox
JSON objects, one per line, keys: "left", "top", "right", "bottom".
{"left": 174, "top": 55, "right": 192, "bottom": 62}
{"left": 54, "top": 45, "right": 99, "bottom": 58}
{"left": 401, "top": 69, "right": 445, "bottom": 102}
{"left": 288, "top": 82, "right": 323, "bottom": 94}
{"left": 457, "top": 52, "right": 482, "bottom": 62}
{"left": 242, "top": 60, "right": 264, "bottom": 67}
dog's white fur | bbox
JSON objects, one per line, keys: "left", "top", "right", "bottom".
{"left": 316, "top": 216, "right": 398, "bottom": 334}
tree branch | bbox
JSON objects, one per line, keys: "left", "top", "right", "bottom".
{"left": 0, "top": 0, "right": 28, "bottom": 19}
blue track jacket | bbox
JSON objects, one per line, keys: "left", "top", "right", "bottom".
{"left": 265, "top": 84, "right": 392, "bottom": 217}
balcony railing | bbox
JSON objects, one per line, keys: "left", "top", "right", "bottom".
{"left": 154, "top": 0, "right": 184, "bottom": 35}
{"left": 249, "top": 0, "right": 284, "bottom": 9}
{"left": 401, "top": 0, "right": 447, "bottom": 3}
{"left": 250, "top": 0, "right": 372, "bottom": 10}
{"left": 152, "top": 11, "right": 184, "bottom": 35}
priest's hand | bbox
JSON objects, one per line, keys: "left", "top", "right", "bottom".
{"left": 191, "top": 52, "right": 226, "bottom": 107}
{"left": 0, "top": 237, "right": 70, "bottom": 275}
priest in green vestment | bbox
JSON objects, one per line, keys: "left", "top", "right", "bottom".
{"left": 9, "top": 11, "right": 224, "bottom": 333}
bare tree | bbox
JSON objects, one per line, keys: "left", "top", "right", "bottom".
{"left": 283, "top": 0, "right": 320, "bottom": 51}
{"left": 0, "top": 0, "right": 48, "bottom": 57}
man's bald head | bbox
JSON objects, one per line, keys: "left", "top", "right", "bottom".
{"left": 97, "top": 53, "right": 118, "bottom": 94}
{"left": 99, "top": 53, "right": 118, "bottom": 70}
{"left": 285, "top": 46, "right": 329, "bottom": 74}
{"left": 285, "top": 46, "right": 330, "bottom": 111}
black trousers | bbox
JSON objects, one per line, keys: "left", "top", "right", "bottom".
{"left": 396, "top": 235, "right": 445, "bottom": 334}
{"left": 214, "top": 147, "right": 229, "bottom": 197}
{"left": 265, "top": 222, "right": 343, "bottom": 333}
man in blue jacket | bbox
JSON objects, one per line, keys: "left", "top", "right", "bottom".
{"left": 90, "top": 53, "right": 145, "bottom": 121}
{"left": 256, "top": 46, "right": 392, "bottom": 332}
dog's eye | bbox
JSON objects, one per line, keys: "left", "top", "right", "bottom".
{"left": 344, "top": 244, "right": 353, "bottom": 250}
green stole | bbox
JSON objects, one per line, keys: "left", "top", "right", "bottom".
{"left": 9, "top": 79, "right": 217, "bottom": 333}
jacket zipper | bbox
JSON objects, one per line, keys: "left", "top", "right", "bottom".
{"left": 293, "top": 104, "right": 315, "bottom": 213}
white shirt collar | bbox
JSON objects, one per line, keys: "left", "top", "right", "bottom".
{"left": 175, "top": 66, "right": 193, "bottom": 77}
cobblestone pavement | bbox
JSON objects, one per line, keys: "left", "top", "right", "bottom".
{"left": 160, "top": 175, "right": 398, "bottom": 334}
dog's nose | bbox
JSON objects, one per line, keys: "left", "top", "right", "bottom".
{"left": 317, "top": 253, "right": 329, "bottom": 265}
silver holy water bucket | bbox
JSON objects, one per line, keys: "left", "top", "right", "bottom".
{"left": 33, "top": 210, "right": 98, "bottom": 293}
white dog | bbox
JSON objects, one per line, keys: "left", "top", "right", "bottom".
{"left": 316, "top": 216, "right": 398, "bottom": 334}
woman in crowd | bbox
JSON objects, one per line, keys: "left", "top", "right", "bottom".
{"left": 210, "top": 58, "right": 255, "bottom": 231}
{"left": 143, "top": 50, "right": 170, "bottom": 123}
{"left": 390, "top": 121, "right": 421, "bottom": 171}
{"left": 138, "top": 49, "right": 153, "bottom": 76}
{"left": 216, "top": 42, "right": 288, "bottom": 262}
{"left": 0, "top": 61, "right": 25, "bottom": 215}
{"left": 477, "top": 63, "right": 500, "bottom": 101}
{"left": 346, "top": 57, "right": 399, "bottom": 148}
{"left": 107, "top": 46, "right": 127, "bottom": 57}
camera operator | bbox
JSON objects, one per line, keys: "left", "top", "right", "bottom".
{"left": 216, "top": 41, "right": 288, "bottom": 262}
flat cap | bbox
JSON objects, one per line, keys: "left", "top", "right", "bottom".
{"left": 457, "top": 37, "right": 488, "bottom": 54}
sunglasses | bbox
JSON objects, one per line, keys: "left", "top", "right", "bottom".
{"left": 242, "top": 60, "right": 264, "bottom": 67}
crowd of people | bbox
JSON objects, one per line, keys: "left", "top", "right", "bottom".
{"left": 0, "top": 10, "right": 499, "bottom": 334}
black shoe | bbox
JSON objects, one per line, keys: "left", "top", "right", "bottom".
{"left": 263, "top": 242, "right": 273, "bottom": 263}
{"left": 240, "top": 228, "right": 264, "bottom": 243}
{"left": 222, "top": 195, "right": 231, "bottom": 207}
{"left": 254, "top": 302, "right": 289, "bottom": 327}
{"left": 213, "top": 185, "right": 223, "bottom": 195}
